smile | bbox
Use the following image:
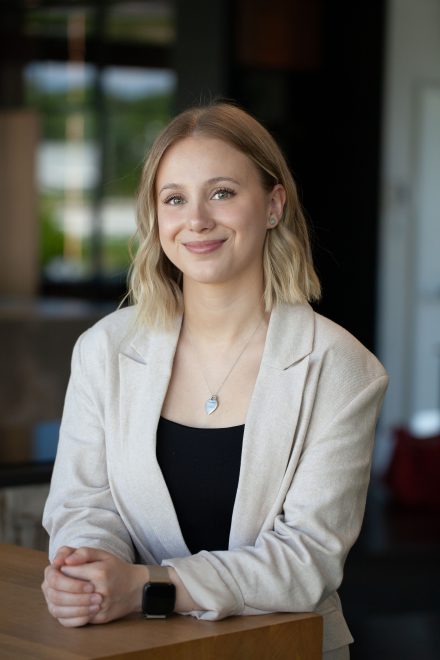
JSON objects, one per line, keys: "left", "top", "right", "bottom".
{"left": 182, "top": 240, "right": 226, "bottom": 254}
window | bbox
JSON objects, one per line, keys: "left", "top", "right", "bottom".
{"left": 23, "top": 1, "right": 176, "bottom": 297}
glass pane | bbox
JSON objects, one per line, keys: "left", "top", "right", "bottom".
{"left": 26, "top": 62, "right": 98, "bottom": 282}
{"left": 25, "top": 61, "right": 176, "bottom": 282}
{"left": 25, "top": 6, "right": 95, "bottom": 39}
{"left": 101, "top": 67, "right": 176, "bottom": 277}
{"left": 107, "top": 1, "right": 175, "bottom": 45}
{"left": 23, "top": 1, "right": 176, "bottom": 288}
{"left": 24, "top": 1, "right": 175, "bottom": 45}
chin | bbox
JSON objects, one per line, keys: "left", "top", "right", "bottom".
{"left": 179, "top": 262, "right": 224, "bottom": 281}
{"left": 182, "top": 268, "right": 230, "bottom": 286}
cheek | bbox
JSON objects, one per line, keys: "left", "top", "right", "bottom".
{"left": 157, "top": 212, "right": 175, "bottom": 243}
{"left": 158, "top": 231, "right": 174, "bottom": 262}
{"left": 233, "top": 206, "right": 268, "bottom": 240}
{"left": 157, "top": 232, "right": 175, "bottom": 267}
{"left": 157, "top": 204, "right": 184, "bottom": 228}
{"left": 156, "top": 220, "right": 171, "bottom": 257}
{"left": 157, "top": 216, "right": 182, "bottom": 266}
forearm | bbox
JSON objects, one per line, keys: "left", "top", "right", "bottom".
{"left": 168, "top": 566, "right": 201, "bottom": 612}
{"left": 44, "top": 547, "right": 202, "bottom": 627}
{"left": 162, "top": 375, "right": 389, "bottom": 621}
{"left": 131, "top": 564, "right": 201, "bottom": 614}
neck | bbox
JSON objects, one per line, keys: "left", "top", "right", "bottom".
{"left": 182, "top": 279, "right": 267, "bottom": 345}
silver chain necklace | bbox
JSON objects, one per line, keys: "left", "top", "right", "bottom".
{"left": 185, "top": 315, "right": 265, "bottom": 415}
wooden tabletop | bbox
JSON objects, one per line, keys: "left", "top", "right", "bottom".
{"left": 0, "top": 544, "right": 323, "bottom": 659}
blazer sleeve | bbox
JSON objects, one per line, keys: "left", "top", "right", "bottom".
{"left": 42, "top": 331, "right": 135, "bottom": 563}
{"left": 163, "top": 366, "right": 388, "bottom": 620}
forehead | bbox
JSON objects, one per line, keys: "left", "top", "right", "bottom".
{"left": 156, "top": 136, "right": 259, "bottom": 186}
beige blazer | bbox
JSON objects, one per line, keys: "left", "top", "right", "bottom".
{"left": 43, "top": 302, "right": 388, "bottom": 653}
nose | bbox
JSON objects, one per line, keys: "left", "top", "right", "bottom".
{"left": 186, "top": 201, "right": 215, "bottom": 232}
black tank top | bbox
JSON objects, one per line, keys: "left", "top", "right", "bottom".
{"left": 156, "top": 417, "right": 244, "bottom": 554}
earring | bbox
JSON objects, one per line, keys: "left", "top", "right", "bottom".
{"left": 268, "top": 216, "right": 277, "bottom": 226}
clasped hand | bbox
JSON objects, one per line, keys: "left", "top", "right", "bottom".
{"left": 41, "top": 546, "right": 149, "bottom": 627}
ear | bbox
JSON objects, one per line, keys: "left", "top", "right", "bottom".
{"left": 266, "top": 184, "right": 286, "bottom": 229}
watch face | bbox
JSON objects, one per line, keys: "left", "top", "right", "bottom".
{"left": 142, "top": 582, "right": 176, "bottom": 617}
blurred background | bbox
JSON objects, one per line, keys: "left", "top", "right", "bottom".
{"left": 0, "top": 1, "right": 439, "bottom": 658}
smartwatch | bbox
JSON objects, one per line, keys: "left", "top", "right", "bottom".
{"left": 142, "top": 565, "right": 176, "bottom": 619}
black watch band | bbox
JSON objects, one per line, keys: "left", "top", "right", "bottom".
{"left": 142, "top": 566, "right": 176, "bottom": 619}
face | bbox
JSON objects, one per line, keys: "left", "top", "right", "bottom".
{"left": 155, "top": 136, "right": 285, "bottom": 290}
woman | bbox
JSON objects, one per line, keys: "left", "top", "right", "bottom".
{"left": 42, "top": 103, "right": 388, "bottom": 659}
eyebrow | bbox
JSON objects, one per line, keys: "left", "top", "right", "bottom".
{"left": 158, "top": 176, "right": 240, "bottom": 194}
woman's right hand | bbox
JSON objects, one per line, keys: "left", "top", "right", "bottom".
{"left": 41, "top": 546, "right": 103, "bottom": 627}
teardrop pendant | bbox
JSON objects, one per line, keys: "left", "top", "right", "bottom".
{"left": 205, "top": 395, "right": 218, "bottom": 415}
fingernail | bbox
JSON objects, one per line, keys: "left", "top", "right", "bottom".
{"left": 89, "top": 604, "right": 100, "bottom": 612}
{"left": 90, "top": 594, "right": 102, "bottom": 604}
{"left": 83, "top": 583, "right": 94, "bottom": 593}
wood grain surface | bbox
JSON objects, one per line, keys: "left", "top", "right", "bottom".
{"left": 0, "top": 544, "right": 322, "bottom": 659}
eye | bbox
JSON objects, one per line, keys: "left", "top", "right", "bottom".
{"left": 163, "top": 194, "right": 185, "bottom": 206}
{"left": 211, "top": 187, "right": 236, "bottom": 201}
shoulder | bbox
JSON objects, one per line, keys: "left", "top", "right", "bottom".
{"left": 309, "top": 309, "right": 388, "bottom": 417}
{"left": 273, "top": 303, "right": 387, "bottom": 387}
{"left": 72, "top": 305, "right": 182, "bottom": 373}
{"left": 75, "top": 305, "right": 139, "bottom": 357}
{"left": 70, "top": 306, "right": 150, "bottom": 380}
{"left": 274, "top": 304, "right": 388, "bottom": 423}
{"left": 312, "top": 310, "right": 387, "bottom": 383}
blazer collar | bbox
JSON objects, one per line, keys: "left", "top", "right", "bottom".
{"left": 229, "top": 303, "right": 315, "bottom": 548}
{"left": 122, "top": 302, "right": 314, "bottom": 370}
{"left": 262, "top": 302, "right": 314, "bottom": 369}
{"left": 121, "top": 313, "right": 183, "bottom": 366}
{"left": 115, "top": 302, "right": 316, "bottom": 559}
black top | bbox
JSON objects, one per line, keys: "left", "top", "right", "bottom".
{"left": 156, "top": 417, "right": 244, "bottom": 554}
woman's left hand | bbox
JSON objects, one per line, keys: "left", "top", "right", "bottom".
{"left": 58, "top": 547, "right": 149, "bottom": 624}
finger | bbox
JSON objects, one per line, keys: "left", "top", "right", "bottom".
{"left": 64, "top": 547, "right": 109, "bottom": 565}
{"left": 60, "top": 563, "right": 100, "bottom": 582}
{"left": 89, "top": 610, "right": 110, "bottom": 625}
{"left": 58, "top": 616, "right": 91, "bottom": 628}
{"left": 45, "top": 567, "right": 94, "bottom": 594}
{"left": 48, "top": 603, "right": 101, "bottom": 620}
{"left": 46, "top": 588, "right": 103, "bottom": 608}
{"left": 52, "top": 546, "right": 76, "bottom": 570}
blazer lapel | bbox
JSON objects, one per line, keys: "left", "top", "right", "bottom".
{"left": 115, "top": 316, "right": 191, "bottom": 560}
{"left": 112, "top": 303, "right": 315, "bottom": 560}
{"left": 229, "top": 303, "right": 315, "bottom": 549}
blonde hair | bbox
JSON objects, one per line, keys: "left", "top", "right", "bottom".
{"left": 129, "top": 102, "right": 321, "bottom": 328}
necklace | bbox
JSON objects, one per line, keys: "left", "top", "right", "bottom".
{"left": 185, "top": 314, "right": 265, "bottom": 415}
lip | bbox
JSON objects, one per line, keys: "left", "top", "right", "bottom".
{"left": 182, "top": 239, "right": 226, "bottom": 254}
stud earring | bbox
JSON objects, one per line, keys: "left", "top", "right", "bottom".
{"left": 268, "top": 216, "right": 277, "bottom": 226}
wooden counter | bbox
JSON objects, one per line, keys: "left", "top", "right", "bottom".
{"left": 0, "top": 544, "right": 323, "bottom": 659}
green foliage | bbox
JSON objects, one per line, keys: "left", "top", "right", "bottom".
{"left": 103, "top": 237, "right": 131, "bottom": 273}
{"left": 81, "top": 235, "right": 131, "bottom": 273}
{"left": 26, "top": 71, "right": 174, "bottom": 277}
{"left": 104, "top": 93, "right": 171, "bottom": 196}
{"left": 39, "top": 198, "right": 64, "bottom": 267}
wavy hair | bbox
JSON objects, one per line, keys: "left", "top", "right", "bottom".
{"left": 129, "top": 102, "right": 321, "bottom": 327}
